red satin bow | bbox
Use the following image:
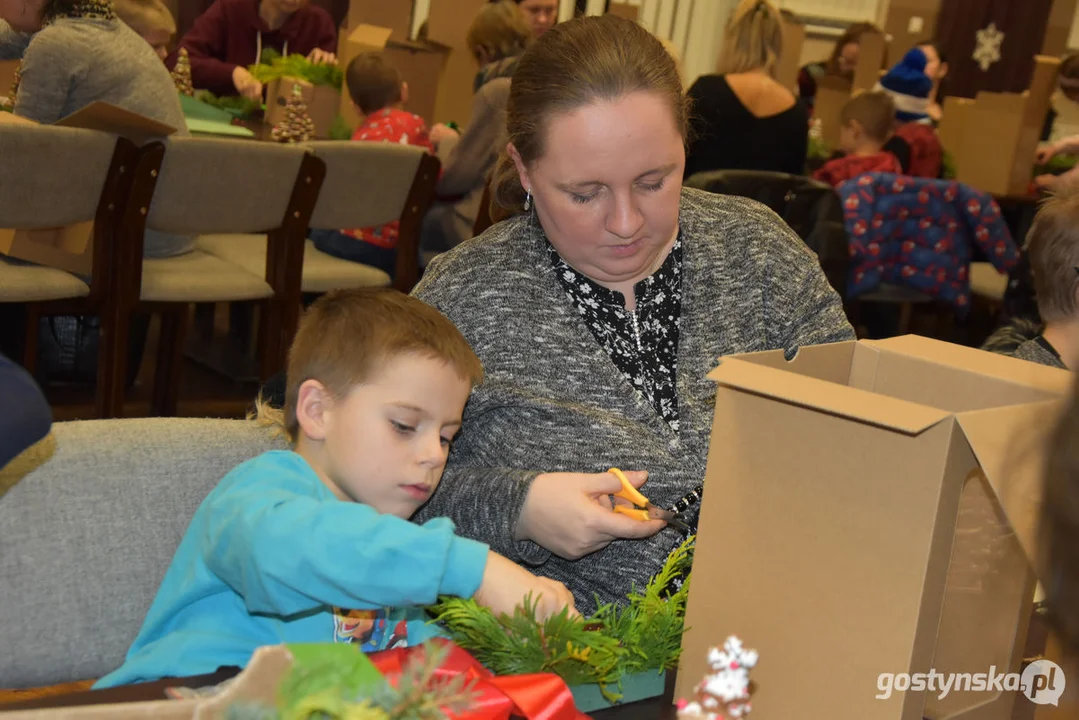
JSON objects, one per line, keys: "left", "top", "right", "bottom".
{"left": 369, "top": 638, "right": 589, "bottom": 720}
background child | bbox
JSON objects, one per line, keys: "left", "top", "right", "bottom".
{"left": 96, "top": 289, "right": 574, "bottom": 687}
{"left": 113, "top": 0, "right": 176, "bottom": 60}
{"left": 1012, "top": 189, "right": 1079, "bottom": 369}
{"left": 813, "top": 91, "right": 902, "bottom": 188}
{"left": 309, "top": 53, "right": 433, "bottom": 280}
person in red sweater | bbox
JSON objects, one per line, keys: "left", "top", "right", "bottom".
{"left": 171, "top": 0, "right": 337, "bottom": 98}
{"left": 813, "top": 91, "right": 903, "bottom": 188}
{"left": 308, "top": 52, "right": 434, "bottom": 280}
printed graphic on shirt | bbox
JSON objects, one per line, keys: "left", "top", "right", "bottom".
{"left": 332, "top": 608, "right": 409, "bottom": 652}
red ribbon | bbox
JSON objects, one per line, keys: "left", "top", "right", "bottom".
{"left": 369, "top": 638, "right": 588, "bottom": 720}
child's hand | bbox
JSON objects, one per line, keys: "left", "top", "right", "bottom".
{"left": 232, "top": 67, "right": 263, "bottom": 100}
{"left": 307, "top": 48, "right": 337, "bottom": 65}
{"left": 1036, "top": 143, "right": 1058, "bottom": 164}
{"left": 429, "top": 123, "right": 460, "bottom": 147}
{"left": 1035, "top": 173, "right": 1060, "bottom": 190}
{"left": 475, "top": 551, "right": 577, "bottom": 620}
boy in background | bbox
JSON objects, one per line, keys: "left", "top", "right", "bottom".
{"left": 813, "top": 91, "right": 903, "bottom": 188}
{"left": 309, "top": 53, "right": 434, "bottom": 280}
{"left": 114, "top": 0, "right": 177, "bottom": 60}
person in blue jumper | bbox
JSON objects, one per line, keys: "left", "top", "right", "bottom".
{"left": 96, "top": 288, "right": 575, "bottom": 687}
{"left": 0, "top": 352, "right": 51, "bottom": 470}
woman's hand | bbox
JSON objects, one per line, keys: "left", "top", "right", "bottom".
{"left": 429, "top": 122, "right": 460, "bottom": 148}
{"left": 1036, "top": 143, "right": 1059, "bottom": 165}
{"left": 232, "top": 66, "right": 263, "bottom": 100}
{"left": 307, "top": 48, "right": 337, "bottom": 65}
{"left": 474, "top": 551, "right": 577, "bottom": 620}
{"left": 516, "top": 471, "right": 666, "bottom": 560}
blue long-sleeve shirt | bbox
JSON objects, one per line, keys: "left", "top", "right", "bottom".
{"left": 96, "top": 450, "right": 489, "bottom": 687}
{"left": 0, "top": 352, "right": 51, "bottom": 470}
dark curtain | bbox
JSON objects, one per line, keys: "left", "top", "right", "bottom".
{"left": 175, "top": 0, "right": 349, "bottom": 47}
{"left": 935, "top": 0, "right": 1052, "bottom": 98}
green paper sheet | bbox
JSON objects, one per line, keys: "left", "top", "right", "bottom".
{"left": 185, "top": 117, "right": 256, "bottom": 137}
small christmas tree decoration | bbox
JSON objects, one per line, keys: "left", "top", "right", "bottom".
{"left": 171, "top": 48, "right": 194, "bottom": 97}
{"left": 271, "top": 83, "right": 315, "bottom": 143}
{"left": 676, "top": 635, "right": 758, "bottom": 720}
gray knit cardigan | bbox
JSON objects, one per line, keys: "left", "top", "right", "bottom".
{"left": 413, "top": 187, "right": 855, "bottom": 610}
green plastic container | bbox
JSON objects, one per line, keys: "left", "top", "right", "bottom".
{"left": 569, "top": 670, "right": 667, "bottom": 713}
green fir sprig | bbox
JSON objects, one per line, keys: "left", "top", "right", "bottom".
{"left": 249, "top": 49, "right": 343, "bottom": 90}
{"left": 429, "top": 535, "right": 694, "bottom": 703}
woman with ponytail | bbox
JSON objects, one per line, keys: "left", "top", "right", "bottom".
{"left": 411, "top": 14, "right": 852, "bottom": 611}
{"left": 684, "top": 0, "right": 808, "bottom": 178}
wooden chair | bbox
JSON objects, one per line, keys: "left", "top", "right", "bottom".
{"left": 0, "top": 125, "right": 139, "bottom": 418}
{"left": 197, "top": 142, "right": 440, "bottom": 295}
{"left": 101, "top": 137, "right": 325, "bottom": 418}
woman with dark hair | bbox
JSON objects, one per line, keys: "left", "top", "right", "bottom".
{"left": 797, "top": 21, "right": 878, "bottom": 112}
{"left": 413, "top": 14, "right": 852, "bottom": 610}
{"left": 918, "top": 40, "right": 949, "bottom": 123}
{"left": 0, "top": 0, "right": 191, "bottom": 257}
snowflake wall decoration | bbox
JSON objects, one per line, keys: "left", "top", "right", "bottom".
{"left": 973, "top": 22, "right": 1004, "bottom": 72}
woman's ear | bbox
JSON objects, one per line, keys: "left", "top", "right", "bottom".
{"left": 295, "top": 379, "right": 333, "bottom": 442}
{"left": 507, "top": 142, "right": 530, "bottom": 193}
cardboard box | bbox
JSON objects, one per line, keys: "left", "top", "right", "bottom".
{"left": 0, "top": 102, "right": 177, "bottom": 275}
{"left": 1042, "top": 0, "right": 1078, "bottom": 57}
{"left": 883, "top": 0, "right": 940, "bottom": 66}
{"left": 814, "top": 28, "right": 887, "bottom": 151}
{"left": 428, "top": 0, "right": 486, "bottom": 126}
{"left": 336, "top": 24, "right": 450, "bottom": 129}
{"left": 607, "top": 2, "right": 639, "bottom": 21}
{"left": 265, "top": 76, "right": 339, "bottom": 139}
{"left": 940, "top": 55, "right": 1061, "bottom": 196}
{"left": 776, "top": 18, "right": 806, "bottom": 94}
{"left": 677, "top": 335, "right": 1071, "bottom": 719}
{"left": 343, "top": 0, "right": 412, "bottom": 42}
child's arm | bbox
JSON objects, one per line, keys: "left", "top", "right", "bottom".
{"left": 202, "top": 481, "right": 488, "bottom": 617}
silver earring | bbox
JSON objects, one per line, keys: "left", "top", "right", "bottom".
{"left": 523, "top": 189, "right": 532, "bottom": 212}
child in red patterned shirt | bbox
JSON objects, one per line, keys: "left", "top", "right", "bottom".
{"left": 309, "top": 53, "right": 434, "bottom": 280}
{"left": 813, "top": 91, "right": 903, "bottom": 189}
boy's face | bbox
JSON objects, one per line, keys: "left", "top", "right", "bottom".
{"left": 839, "top": 121, "right": 861, "bottom": 154}
{"left": 140, "top": 28, "right": 171, "bottom": 60}
{"left": 304, "top": 354, "right": 471, "bottom": 519}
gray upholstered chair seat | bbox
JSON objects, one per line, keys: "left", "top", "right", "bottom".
{"left": 0, "top": 256, "right": 90, "bottom": 302}
{"left": 197, "top": 234, "right": 392, "bottom": 293}
{"left": 141, "top": 249, "right": 274, "bottom": 303}
{"left": 0, "top": 418, "right": 287, "bottom": 688}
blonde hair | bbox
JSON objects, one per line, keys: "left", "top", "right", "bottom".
{"left": 658, "top": 36, "right": 683, "bottom": 79}
{"left": 256, "top": 288, "right": 484, "bottom": 444}
{"left": 1028, "top": 187, "right": 1079, "bottom": 324}
{"left": 490, "top": 15, "right": 687, "bottom": 220}
{"left": 841, "top": 91, "right": 895, "bottom": 143}
{"left": 466, "top": 0, "right": 533, "bottom": 63}
{"left": 113, "top": 0, "right": 176, "bottom": 38}
{"left": 715, "top": 0, "right": 783, "bottom": 76}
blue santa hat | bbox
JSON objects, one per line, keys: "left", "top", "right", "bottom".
{"left": 875, "top": 47, "right": 933, "bottom": 123}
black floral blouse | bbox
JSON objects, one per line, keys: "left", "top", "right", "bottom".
{"left": 548, "top": 236, "right": 683, "bottom": 430}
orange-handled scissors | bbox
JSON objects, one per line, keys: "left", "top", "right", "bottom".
{"left": 608, "top": 468, "right": 692, "bottom": 532}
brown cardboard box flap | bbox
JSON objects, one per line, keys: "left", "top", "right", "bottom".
{"left": 957, "top": 399, "right": 1065, "bottom": 571}
{"left": 54, "top": 101, "right": 176, "bottom": 144}
{"left": 709, "top": 355, "right": 951, "bottom": 434}
{"left": 346, "top": 23, "right": 394, "bottom": 48}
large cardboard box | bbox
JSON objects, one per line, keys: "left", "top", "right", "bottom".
{"left": 776, "top": 18, "right": 806, "bottom": 94}
{"left": 343, "top": 0, "right": 412, "bottom": 42}
{"left": 336, "top": 24, "right": 449, "bottom": 130}
{"left": 814, "top": 28, "right": 887, "bottom": 150}
{"left": 265, "top": 76, "right": 339, "bottom": 139}
{"left": 607, "top": 2, "right": 639, "bottom": 21}
{"left": 940, "top": 55, "right": 1060, "bottom": 196}
{"left": 883, "top": 0, "right": 940, "bottom": 66}
{"left": 1042, "top": 0, "right": 1078, "bottom": 57}
{"left": 427, "top": 0, "right": 487, "bottom": 126}
{"left": 0, "top": 102, "right": 177, "bottom": 275}
{"left": 678, "top": 335, "right": 1072, "bottom": 719}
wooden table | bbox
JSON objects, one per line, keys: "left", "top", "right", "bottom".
{"left": 0, "top": 669, "right": 677, "bottom": 718}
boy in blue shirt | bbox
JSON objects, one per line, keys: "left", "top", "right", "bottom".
{"left": 97, "top": 288, "right": 574, "bottom": 687}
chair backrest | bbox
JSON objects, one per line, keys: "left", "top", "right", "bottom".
{"left": 0, "top": 124, "right": 138, "bottom": 295}
{"left": 685, "top": 169, "right": 850, "bottom": 299}
{"left": 303, "top": 141, "right": 440, "bottom": 292}
{"left": 0, "top": 418, "right": 286, "bottom": 688}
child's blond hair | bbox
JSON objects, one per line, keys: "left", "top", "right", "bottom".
{"left": 113, "top": 0, "right": 176, "bottom": 39}
{"left": 345, "top": 52, "right": 403, "bottom": 116}
{"left": 841, "top": 91, "right": 896, "bottom": 144}
{"left": 255, "top": 289, "right": 483, "bottom": 444}
{"left": 1029, "top": 186, "right": 1079, "bottom": 324}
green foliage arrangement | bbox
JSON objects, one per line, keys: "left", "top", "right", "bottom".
{"left": 429, "top": 536, "right": 694, "bottom": 703}
{"left": 807, "top": 134, "right": 832, "bottom": 162}
{"left": 249, "top": 49, "right": 344, "bottom": 90}
{"left": 329, "top": 114, "right": 354, "bottom": 141}
{"left": 228, "top": 642, "right": 476, "bottom": 720}
{"left": 193, "top": 90, "right": 262, "bottom": 118}
{"left": 941, "top": 148, "right": 957, "bottom": 180}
